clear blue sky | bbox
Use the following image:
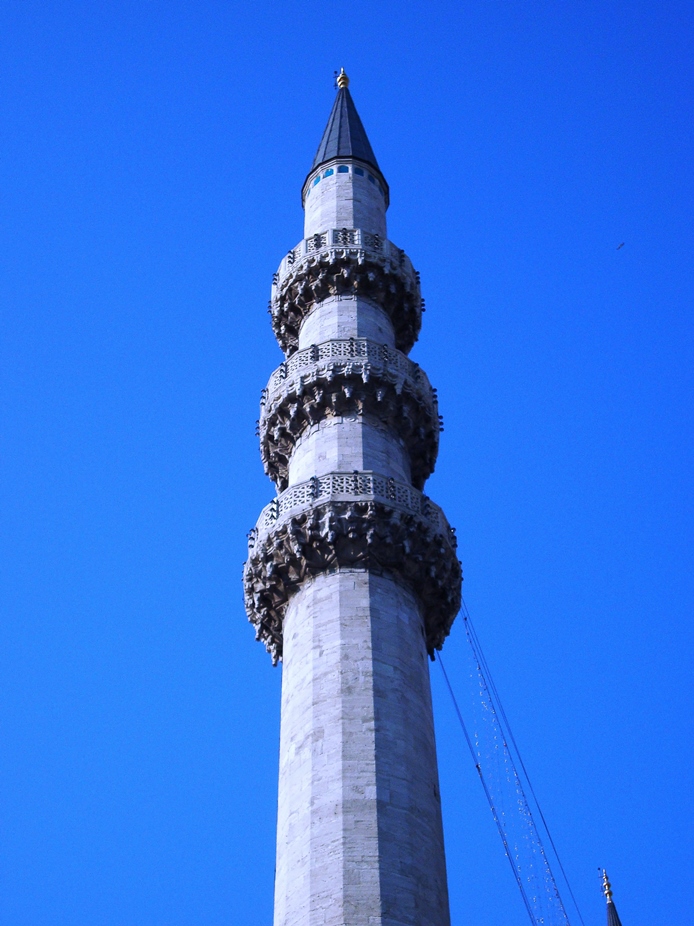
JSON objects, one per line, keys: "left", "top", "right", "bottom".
{"left": 1, "top": 2, "right": 692, "bottom": 924}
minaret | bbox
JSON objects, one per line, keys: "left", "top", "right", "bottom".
{"left": 602, "top": 870, "right": 625, "bottom": 926}
{"left": 244, "top": 71, "right": 462, "bottom": 926}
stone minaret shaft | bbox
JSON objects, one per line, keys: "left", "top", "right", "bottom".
{"left": 244, "top": 72, "right": 462, "bottom": 926}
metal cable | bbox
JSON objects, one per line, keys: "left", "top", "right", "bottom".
{"left": 462, "top": 602, "right": 586, "bottom": 926}
{"left": 438, "top": 654, "right": 538, "bottom": 924}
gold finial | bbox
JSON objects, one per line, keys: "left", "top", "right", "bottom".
{"left": 602, "top": 869, "right": 613, "bottom": 903}
{"left": 337, "top": 68, "right": 349, "bottom": 89}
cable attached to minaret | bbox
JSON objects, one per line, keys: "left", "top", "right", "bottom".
{"left": 439, "top": 599, "right": 586, "bottom": 926}
{"left": 438, "top": 653, "right": 537, "bottom": 924}
{"left": 462, "top": 604, "right": 586, "bottom": 926}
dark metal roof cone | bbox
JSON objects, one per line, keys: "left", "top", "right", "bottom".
{"left": 311, "top": 70, "right": 380, "bottom": 174}
{"left": 602, "top": 870, "right": 624, "bottom": 926}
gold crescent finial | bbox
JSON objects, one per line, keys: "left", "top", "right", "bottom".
{"left": 337, "top": 68, "right": 349, "bottom": 89}
{"left": 602, "top": 869, "right": 613, "bottom": 903}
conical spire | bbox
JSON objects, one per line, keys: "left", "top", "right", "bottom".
{"left": 311, "top": 70, "right": 381, "bottom": 174}
{"left": 602, "top": 870, "right": 624, "bottom": 926}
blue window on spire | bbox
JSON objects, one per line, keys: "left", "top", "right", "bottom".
{"left": 354, "top": 167, "right": 365, "bottom": 176}
{"left": 368, "top": 174, "right": 376, "bottom": 184}
{"left": 337, "top": 165, "right": 349, "bottom": 173}
{"left": 323, "top": 168, "right": 334, "bottom": 178}
{"left": 313, "top": 175, "right": 321, "bottom": 186}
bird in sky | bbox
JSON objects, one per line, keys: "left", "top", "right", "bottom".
{"left": 617, "top": 242, "right": 625, "bottom": 249}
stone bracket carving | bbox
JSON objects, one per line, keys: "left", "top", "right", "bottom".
{"left": 243, "top": 474, "right": 462, "bottom": 664}
{"left": 269, "top": 230, "right": 422, "bottom": 356}
{"left": 258, "top": 338, "right": 440, "bottom": 490}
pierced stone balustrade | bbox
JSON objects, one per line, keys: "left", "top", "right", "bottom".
{"left": 270, "top": 228, "right": 422, "bottom": 356}
{"left": 251, "top": 470, "right": 452, "bottom": 540}
{"left": 243, "top": 471, "right": 461, "bottom": 664}
{"left": 258, "top": 338, "right": 440, "bottom": 491}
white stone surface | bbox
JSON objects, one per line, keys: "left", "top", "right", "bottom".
{"left": 274, "top": 571, "right": 450, "bottom": 926}
{"left": 304, "top": 162, "right": 387, "bottom": 240}
{"left": 298, "top": 296, "right": 395, "bottom": 351}
{"left": 288, "top": 416, "right": 411, "bottom": 487}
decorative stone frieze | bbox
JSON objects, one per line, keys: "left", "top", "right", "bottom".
{"left": 252, "top": 470, "right": 452, "bottom": 536}
{"left": 243, "top": 471, "right": 462, "bottom": 664}
{"left": 258, "top": 338, "right": 440, "bottom": 490}
{"left": 270, "top": 229, "right": 422, "bottom": 355}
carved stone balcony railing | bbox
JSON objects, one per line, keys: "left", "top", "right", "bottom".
{"left": 250, "top": 470, "right": 452, "bottom": 541}
{"left": 243, "top": 471, "right": 462, "bottom": 664}
{"left": 274, "top": 228, "right": 416, "bottom": 283}
{"left": 258, "top": 338, "right": 440, "bottom": 491}
{"left": 269, "top": 228, "right": 423, "bottom": 356}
